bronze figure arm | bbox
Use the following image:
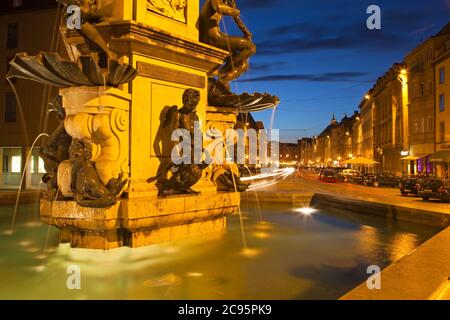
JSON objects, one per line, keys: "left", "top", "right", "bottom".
{"left": 211, "top": 0, "right": 240, "bottom": 17}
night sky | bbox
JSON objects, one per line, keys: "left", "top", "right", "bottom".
{"left": 211, "top": 0, "right": 450, "bottom": 142}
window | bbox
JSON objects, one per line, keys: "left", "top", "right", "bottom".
{"left": 421, "top": 118, "right": 425, "bottom": 133}
{"left": 6, "top": 23, "right": 18, "bottom": 49}
{"left": 440, "top": 67, "right": 445, "bottom": 84}
{"left": 420, "top": 83, "right": 425, "bottom": 97}
{"left": 440, "top": 122, "right": 446, "bottom": 143}
{"left": 428, "top": 80, "right": 433, "bottom": 96}
{"left": 440, "top": 94, "right": 446, "bottom": 112}
{"left": 31, "top": 156, "right": 46, "bottom": 174}
{"left": 11, "top": 156, "right": 21, "bottom": 173}
{"left": 5, "top": 93, "right": 16, "bottom": 122}
{"left": 12, "top": 0, "right": 22, "bottom": 8}
{"left": 413, "top": 120, "right": 419, "bottom": 134}
{"left": 427, "top": 116, "right": 433, "bottom": 133}
{"left": 2, "top": 155, "right": 8, "bottom": 172}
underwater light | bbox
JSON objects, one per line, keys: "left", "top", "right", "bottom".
{"left": 295, "top": 207, "right": 318, "bottom": 216}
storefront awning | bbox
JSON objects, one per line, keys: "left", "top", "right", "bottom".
{"left": 400, "top": 156, "right": 420, "bottom": 161}
{"left": 429, "top": 150, "right": 450, "bottom": 162}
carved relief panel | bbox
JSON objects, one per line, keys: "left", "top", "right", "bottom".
{"left": 147, "top": 0, "right": 187, "bottom": 23}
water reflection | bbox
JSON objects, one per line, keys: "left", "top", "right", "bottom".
{"left": 0, "top": 203, "right": 441, "bottom": 300}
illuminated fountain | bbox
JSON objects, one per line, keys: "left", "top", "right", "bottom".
{"left": 7, "top": 0, "right": 278, "bottom": 249}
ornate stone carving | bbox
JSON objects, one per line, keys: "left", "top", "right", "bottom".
{"left": 147, "top": 0, "right": 187, "bottom": 23}
{"left": 57, "top": 86, "right": 131, "bottom": 203}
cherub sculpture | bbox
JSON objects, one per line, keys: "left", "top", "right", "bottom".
{"left": 69, "top": 139, "right": 128, "bottom": 208}
{"left": 39, "top": 96, "right": 72, "bottom": 199}
{"left": 149, "top": 89, "right": 210, "bottom": 197}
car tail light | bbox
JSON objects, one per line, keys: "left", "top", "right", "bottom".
{"left": 399, "top": 183, "right": 403, "bottom": 188}
{"left": 415, "top": 184, "right": 421, "bottom": 190}
{"left": 438, "top": 187, "right": 445, "bottom": 193}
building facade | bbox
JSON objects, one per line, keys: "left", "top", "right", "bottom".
{"left": 0, "top": 0, "right": 61, "bottom": 189}
{"left": 405, "top": 24, "right": 450, "bottom": 175}
{"left": 371, "top": 63, "right": 408, "bottom": 176}
{"left": 433, "top": 35, "right": 450, "bottom": 179}
{"left": 352, "top": 112, "right": 362, "bottom": 158}
{"left": 298, "top": 137, "right": 317, "bottom": 166}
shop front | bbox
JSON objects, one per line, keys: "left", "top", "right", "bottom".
{"left": 430, "top": 149, "right": 450, "bottom": 179}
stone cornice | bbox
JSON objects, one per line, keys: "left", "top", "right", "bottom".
{"left": 89, "top": 21, "right": 229, "bottom": 72}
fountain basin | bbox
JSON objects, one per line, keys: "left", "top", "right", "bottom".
{"left": 40, "top": 192, "right": 239, "bottom": 250}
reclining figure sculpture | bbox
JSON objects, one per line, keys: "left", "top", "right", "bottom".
{"left": 69, "top": 139, "right": 128, "bottom": 208}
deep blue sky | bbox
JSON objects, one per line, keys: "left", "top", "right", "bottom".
{"left": 211, "top": 0, "right": 450, "bottom": 142}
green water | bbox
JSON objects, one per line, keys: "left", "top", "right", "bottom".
{"left": 0, "top": 201, "right": 440, "bottom": 300}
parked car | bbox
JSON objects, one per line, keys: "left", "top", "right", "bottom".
{"left": 418, "top": 179, "right": 450, "bottom": 202}
{"left": 399, "top": 178, "right": 422, "bottom": 196}
{"left": 319, "top": 169, "right": 339, "bottom": 183}
{"left": 364, "top": 173, "right": 402, "bottom": 188}
{"left": 353, "top": 173, "right": 374, "bottom": 185}
{"left": 338, "top": 169, "right": 361, "bottom": 182}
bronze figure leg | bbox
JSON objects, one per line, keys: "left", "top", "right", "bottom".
{"left": 79, "top": 22, "right": 117, "bottom": 60}
{"left": 210, "top": 33, "right": 256, "bottom": 84}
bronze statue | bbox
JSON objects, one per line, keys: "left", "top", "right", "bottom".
{"left": 199, "top": 0, "right": 280, "bottom": 112}
{"left": 69, "top": 139, "right": 127, "bottom": 208}
{"left": 212, "top": 166, "right": 250, "bottom": 192}
{"left": 199, "top": 0, "right": 255, "bottom": 89}
{"left": 59, "top": 0, "right": 117, "bottom": 61}
{"left": 149, "top": 89, "right": 210, "bottom": 197}
{"left": 39, "top": 96, "right": 72, "bottom": 199}
{"left": 8, "top": 1, "right": 137, "bottom": 87}
{"left": 150, "top": 163, "right": 209, "bottom": 197}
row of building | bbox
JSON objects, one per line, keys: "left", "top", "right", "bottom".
{"left": 297, "top": 22, "right": 450, "bottom": 179}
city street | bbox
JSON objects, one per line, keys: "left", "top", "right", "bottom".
{"left": 258, "top": 170, "right": 450, "bottom": 216}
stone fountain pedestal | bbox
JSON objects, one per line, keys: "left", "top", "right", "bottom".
{"left": 41, "top": 193, "right": 238, "bottom": 250}
{"left": 39, "top": 1, "right": 241, "bottom": 249}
